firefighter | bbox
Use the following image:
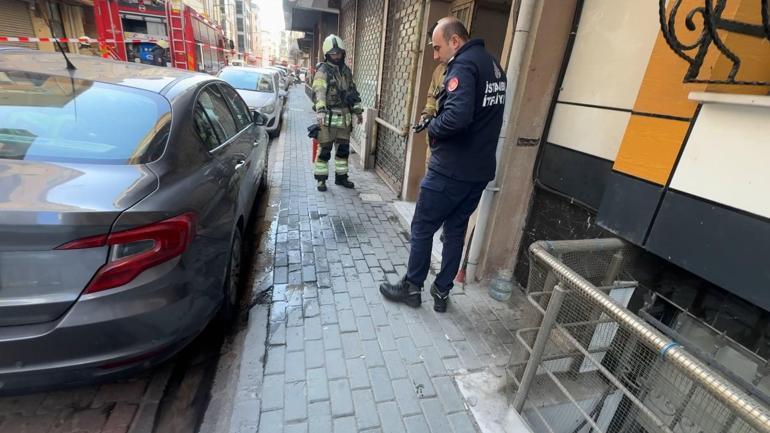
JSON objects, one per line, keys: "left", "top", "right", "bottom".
{"left": 379, "top": 17, "right": 507, "bottom": 313}
{"left": 152, "top": 40, "right": 169, "bottom": 67}
{"left": 417, "top": 22, "right": 447, "bottom": 171}
{"left": 311, "top": 34, "right": 363, "bottom": 192}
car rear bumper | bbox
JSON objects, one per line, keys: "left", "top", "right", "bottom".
{"left": 0, "top": 259, "right": 220, "bottom": 394}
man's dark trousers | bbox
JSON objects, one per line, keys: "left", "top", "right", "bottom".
{"left": 406, "top": 169, "right": 486, "bottom": 294}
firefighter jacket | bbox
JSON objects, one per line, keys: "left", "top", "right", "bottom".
{"left": 421, "top": 63, "right": 446, "bottom": 118}
{"left": 427, "top": 39, "right": 506, "bottom": 183}
{"left": 312, "top": 61, "right": 363, "bottom": 129}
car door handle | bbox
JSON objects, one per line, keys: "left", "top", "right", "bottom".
{"left": 235, "top": 160, "right": 248, "bottom": 170}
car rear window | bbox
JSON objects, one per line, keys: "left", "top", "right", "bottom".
{"left": 0, "top": 71, "right": 171, "bottom": 164}
{"left": 218, "top": 69, "right": 274, "bottom": 93}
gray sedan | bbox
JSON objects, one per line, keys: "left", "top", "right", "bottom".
{"left": 0, "top": 48, "right": 269, "bottom": 393}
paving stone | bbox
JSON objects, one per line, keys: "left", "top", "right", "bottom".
{"left": 421, "top": 399, "right": 452, "bottom": 433}
{"left": 407, "top": 364, "right": 436, "bottom": 398}
{"left": 325, "top": 350, "right": 347, "bottom": 380}
{"left": 370, "top": 304, "right": 389, "bottom": 327}
{"left": 285, "top": 382, "right": 307, "bottom": 422}
{"left": 447, "top": 411, "right": 477, "bottom": 433}
{"left": 351, "top": 297, "right": 371, "bottom": 317}
{"left": 392, "top": 378, "right": 422, "bottom": 416}
{"left": 286, "top": 422, "right": 309, "bottom": 433}
{"left": 259, "top": 410, "right": 283, "bottom": 433}
{"left": 383, "top": 350, "right": 408, "bottom": 380}
{"left": 433, "top": 377, "right": 466, "bottom": 414}
{"left": 333, "top": 416, "right": 357, "bottom": 433}
{"left": 404, "top": 414, "right": 432, "bottom": 433}
{"left": 346, "top": 358, "right": 371, "bottom": 390}
{"left": 287, "top": 326, "right": 304, "bottom": 352}
{"left": 341, "top": 331, "right": 364, "bottom": 359}
{"left": 338, "top": 309, "right": 358, "bottom": 333}
{"left": 377, "top": 401, "right": 405, "bottom": 433}
{"left": 265, "top": 346, "right": 286, "bottom": 375}
{"left": 363, "top": 339, "right": 386, "bottom": 368}
{"left": 308, "top": 402, "right": 332, "bottom": 433}
{"left": 307, "top": 368, "right": 329, "bottom": 403}
{"left": 397, "top": 337, "right": 421, "bottom": 365}
{"left": 329, "top": 379, "right": 354, "bottom": 417}
{"left": 357, "top": 316, "right": 377, "bottom": 340}
{"left": 285, "top": 351, "right": 306, "bottom": 383}
{"left": 419, "top": 346, "right": 448, "bottom": 377}
{"left": 369, "top": 367, "right": 395, "bottom": 403}
{"left": 305, "top": 316, "right": 323, "bottom": 340}
{"left": 323, "top": 324, "right": 343, "bottom": 350}
{"left": 262, "top": 374, "right": 285, "bottom": 411}
{"left": 319, "top": 288, "right": 335, "bottom": 305}
{"left": 352, "top": 389, "right": 380, "bottom": 430}
{"left": 270, "top": 321, "right": 287, "bottom": 346}
{"left": 306, "top": 340, "right": 325, "bottom": 369}
{"left": 321, "top": 304, "right": 338, "bottom": 325}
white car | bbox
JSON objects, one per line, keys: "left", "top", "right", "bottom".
{"left": 218, "top": 66, "right": 286, "bottom": 137}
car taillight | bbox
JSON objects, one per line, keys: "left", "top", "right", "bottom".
{"left": 58, "top": 213, "right": 196, "bottom": 294}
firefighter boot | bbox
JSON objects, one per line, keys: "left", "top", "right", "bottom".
{"left": 430, "top": 285, "right": 449, "bottom": 313}
{"left": 379, "top": 278, "right": 421, "bottom": 308}
{"left": 317, "top": 180, "right": 327, "bottom": 192}
{"left": 335, "top": 174, "right": 355, "bottom": 189}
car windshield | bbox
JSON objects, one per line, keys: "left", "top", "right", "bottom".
{"left": 219, "top": 69, "right": 274, "bottom": 93}
{"left": 0, "top": 70, "right": 171, "bottom": 164}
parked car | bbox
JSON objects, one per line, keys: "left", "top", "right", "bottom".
{"left": 0, "top": 48, "right": 269, "bottom": 393}
{"left": 266, "top": 66, "right": 291, "bottom": 91}
{"left": 218, "top": 66, "right": 286, "bottom": 138}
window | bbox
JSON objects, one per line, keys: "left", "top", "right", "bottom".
{"left": 196, "top": 86, "right": 238, "bottom": 146}
{"left": 0, "top": 73, "right": 171, "bottom": 164}
{"left": 193, "top": 103, "right": 220, "bottom": 150}
{"left": 218, "top": 69, "right": 274, "bottom": 93}
{"left": 219, "top": 84, "right": 252, "bottom": 131}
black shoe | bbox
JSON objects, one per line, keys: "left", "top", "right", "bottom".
{"left": 317, "top": 180, "right": 327, "bottom": 192}
{"left": 335, "top": 175, "right": 355, "bottom": 189}
{"left": 430, "top": 285, "right": 449, "bottom": 313}
{"left": 379, "top": 278, "right": 421, "bottom": 308}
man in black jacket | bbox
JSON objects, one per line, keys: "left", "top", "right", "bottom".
{"left": 380, "top": 17, "right": 506, "bottom": 313}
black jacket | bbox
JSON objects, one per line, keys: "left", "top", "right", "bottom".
{"left": 427, "top": 39, "right": 506, "bottom": 183}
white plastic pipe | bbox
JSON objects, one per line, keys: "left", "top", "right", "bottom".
{"left": 465, "top": 0, "right": 540, "bottom": 283}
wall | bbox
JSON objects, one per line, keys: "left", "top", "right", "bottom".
{"left": 470, "top": 5, "right": 508, "bottom": 62}
{"left": 481, "top": 0, "right": 577, "bottom": 278}
{"left": 512, "top": 0, "right": 770, "bottom": 327}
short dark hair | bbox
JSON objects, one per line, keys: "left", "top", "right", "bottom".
{"left": 442, "top": 19, "right": 470, "bottom": 42}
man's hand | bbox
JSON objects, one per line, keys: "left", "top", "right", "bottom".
{"left": 412, "top": 114, "right": 432, "bottom": 133}
{"left": 356, "top": 113, "right": 363, "bottom": 125}
{"left": 316, "top": 111, "right": 326, "bottom": 126}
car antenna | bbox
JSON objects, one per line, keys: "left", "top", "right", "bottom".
{"left": 39, "top": 2, "right": 76, "bottom": 70}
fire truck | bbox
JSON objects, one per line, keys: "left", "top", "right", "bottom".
{"left": 93, "top": 0, "right": 228, "bottom": 73}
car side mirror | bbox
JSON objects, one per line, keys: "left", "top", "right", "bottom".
{"left": 252, "top": 111, "right": 268, "bottom": 126}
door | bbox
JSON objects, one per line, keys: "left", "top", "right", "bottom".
{"left": 219, "top": 83, "right": 265, "bottom": 217}
{"left": 193, "top": 84, "right": 253, "bottom": 230}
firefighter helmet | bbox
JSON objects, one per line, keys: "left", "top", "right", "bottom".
{"left": 322, "top": 34, "right": 346, "bottom": 57}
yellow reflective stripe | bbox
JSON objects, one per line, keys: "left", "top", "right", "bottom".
{"left": 312, "top": 78, "right": 327, "bottom": 88}
{"left": 314, "top": 160, "right": 328, "bottom": 174}
{"left": 315, "top": 102, "right": 327, "bottom": 111}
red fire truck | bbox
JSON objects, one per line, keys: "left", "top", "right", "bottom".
{"left": 93, "top": 0, "right": 228, "bottom": 73}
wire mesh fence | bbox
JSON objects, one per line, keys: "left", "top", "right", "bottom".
{"left": 512, "top": 239, "right": 770, "bottom": 433}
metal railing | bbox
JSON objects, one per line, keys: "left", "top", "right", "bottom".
{"left": 511, "top": 239, "right": 770, "bottom": 433}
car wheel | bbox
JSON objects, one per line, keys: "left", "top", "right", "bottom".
{"left": 219, "top": 229, "right": 242, "bottom": 323}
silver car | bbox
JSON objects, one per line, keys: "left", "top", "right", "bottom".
{"left": 0, "top": 48, "right": 269, "bottom": 393}
{"left": 218, "top": 66, "right": 286, "bottom": 137}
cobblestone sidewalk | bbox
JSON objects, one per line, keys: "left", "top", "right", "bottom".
{"left": 259, "top": 86, "right": 528, "bottom": 433}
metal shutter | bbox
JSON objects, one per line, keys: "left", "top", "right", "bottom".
{"left": 0, "top": 0, "right": 37, "bottom": 49}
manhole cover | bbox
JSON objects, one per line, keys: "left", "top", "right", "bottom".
{"left": 359, "top": 193, "right": 383, "bottom": 202}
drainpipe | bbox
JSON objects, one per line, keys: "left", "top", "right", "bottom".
{"left": 465, "top": 0, "right": 540, "bottom": 284}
